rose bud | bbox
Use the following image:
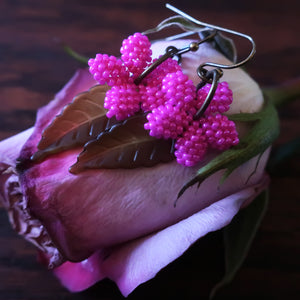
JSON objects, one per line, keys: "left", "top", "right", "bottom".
{"left": 0, "top": 39, "right": 272, "bottom": 297}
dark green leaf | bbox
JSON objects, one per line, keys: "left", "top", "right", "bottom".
{"left": 69, "top": 114, "right": 175, "bottom": 173}
{"left": 31, "top": 85, "right": 119, "bottom": 161}
{"left": 178, "top": 100, "right": 280, "bottom": 198}
{"left": 210, "top": 190, "right": 269, "bottom": 299}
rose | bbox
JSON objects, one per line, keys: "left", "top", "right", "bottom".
{"left": 0, "top": 40, "right": 269, "bottom": 297}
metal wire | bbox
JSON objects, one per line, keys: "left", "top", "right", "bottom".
{"left": 166, "top": 3, "right": 256, "bottom": 70}
{"left": 194, "top": 68, "right": 223, "bottom": 119}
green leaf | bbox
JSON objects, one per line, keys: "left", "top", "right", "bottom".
{"left": 69, "top": 114, "right": 175, "bottom": 173}
{"left": 31, "top": 85, "right": 119, "bottom": 161}
{"left": 178, "top": 100, "right": 280, "bottom": 198}
{"left": 210, "top": 190, "right": 269, "bottom": 299}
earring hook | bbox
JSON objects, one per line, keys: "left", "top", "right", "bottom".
{"left": 166, "top": 3, "right": 256, "bottom": 70}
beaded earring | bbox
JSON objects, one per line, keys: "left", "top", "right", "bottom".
{"left": 88, "top": 4, "right": 256, "bottom": 167}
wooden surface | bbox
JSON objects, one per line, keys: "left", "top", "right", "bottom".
{"left": 0, "top": 0, "right": 299, "bottom": 299}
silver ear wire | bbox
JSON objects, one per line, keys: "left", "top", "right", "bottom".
{"left": 166, "top": 3, "right": 256, "bottom": 70}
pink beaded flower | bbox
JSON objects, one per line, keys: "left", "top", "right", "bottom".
{"left": 120, "top": 33, "right": 153, "bottom": 78}
{"left": 89, "top": 33, "right": 239, "bottom": 167}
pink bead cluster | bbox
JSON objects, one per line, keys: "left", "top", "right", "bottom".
{"left": 105, "top": 84, "right": 141, "bottom": 120}
{"left": 140, "top": 58, "right": 181, "bottom": 111}
{"left": 144, "top": 105, "right": 192, "bottom": 139}
{"left": 88, "top": 32, "right": 239, "bottom": 167}
{"left": 196, "top": 81, "right": 233, "bottom": 115}
{"left": 88, "top": 54, "right": 129, "bottom": 86}
{"left": 120, "top": 32, "right": 152, "bottom": 78}
{"left": 174, "top": 121, "right": 208, "bottom": 167}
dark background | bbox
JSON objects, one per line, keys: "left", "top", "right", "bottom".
{"left": 0, "top": 0, "right": 299, "bottom": 299}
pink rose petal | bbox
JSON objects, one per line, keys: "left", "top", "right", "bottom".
{"left": 51, "top": 178, "right": 268, "bottom": 296}
{"left": 53, "top": 251, "right": 105, "bottom": 292}
{"left": 102, "top": 180, "right": 268, "bottom": 296}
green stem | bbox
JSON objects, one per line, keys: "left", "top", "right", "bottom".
{"left": 63, "top": 45, "right": 89, "bottom": 64}
{"left": 263, "top": 77, "right": 300, "bottom": 107}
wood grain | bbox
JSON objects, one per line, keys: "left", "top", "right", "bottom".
{"left": 0, "top": 0, "right": 299, "bottom": 299}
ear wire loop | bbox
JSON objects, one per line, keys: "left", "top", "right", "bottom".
{"left": 194, "top": 68, "right": 223, "bottom": 119}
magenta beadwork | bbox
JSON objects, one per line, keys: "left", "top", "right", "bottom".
{"left": 144, "top": 104, "right": 192, "bottom": 140}
{"left": 88, "top": 54, "right": 129, "bottom": 86}
{"left": 120, "top": 32, "right": 152, "bottom": 78}
{"left": 174, "top": 121, "right": 208, "bottom": 167}
{"left": 161, "top": 71, "right": 196, "bottom": 108}
{"left": 196, "top": 81, "right": 233, "bottom": 115}
{"left": 88, "top": 32, "right": 240, "bottom": 167}
{"left": 104, "top": 84, "right": 141, "bottom": 120}
{"left": 141, "top": 58, "right": 182, "bottom": 111}
{"left": 201, "top": 114, "right": 239, "bottom": 151}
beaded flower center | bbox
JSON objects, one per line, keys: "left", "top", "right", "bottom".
{"left": 88, "top": 32, "right": 239, "bottom": 167}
